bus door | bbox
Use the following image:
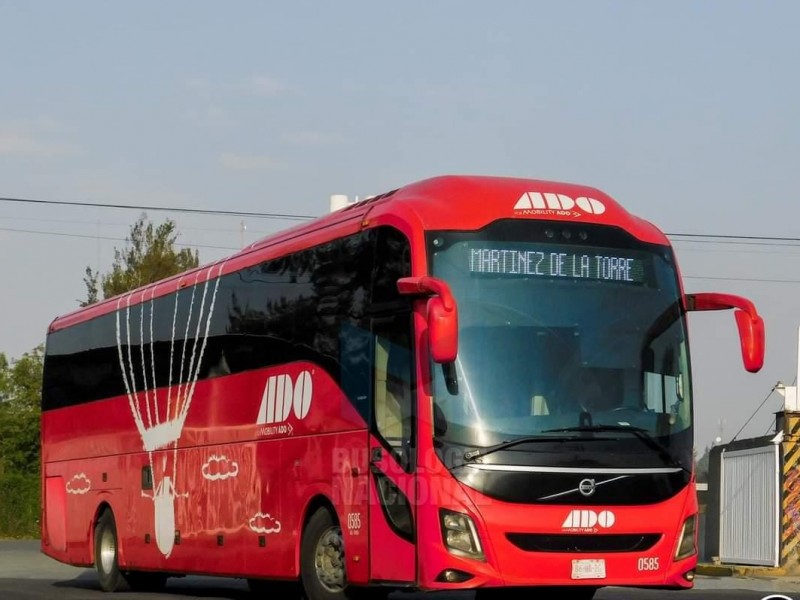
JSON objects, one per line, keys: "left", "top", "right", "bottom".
{"left": 368, "top": 315, "right": 417, "bottom": 584}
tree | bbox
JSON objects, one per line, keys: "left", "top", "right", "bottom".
{"left": 82, "top": 214, "right": 199, "bottom": 305}
{"left": 0, "top": 346, "right": 44, "bottom": 537}
{"left": 0, "top": 346, "right": 44, "bottom": 475}
{"left": 696, "top": 445, "right": 711, "bottom": 483}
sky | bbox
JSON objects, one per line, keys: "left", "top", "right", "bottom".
{"left": 1, "top": 1, "right": 798, "bottom": 451}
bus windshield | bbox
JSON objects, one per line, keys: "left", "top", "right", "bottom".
{"left": 428, "top": 220, "right": 692, "bottom": 453}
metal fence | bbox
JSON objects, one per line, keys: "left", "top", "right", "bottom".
{"left": 719, "top": 444, "right": 780, "bottom": 567}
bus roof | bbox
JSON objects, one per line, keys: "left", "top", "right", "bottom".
{"left": 49, "top": 175, "right": 668, "bottom": 332}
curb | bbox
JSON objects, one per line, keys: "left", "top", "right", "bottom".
{"left": 696, "top": 563, "right": 789, "bottom": 578}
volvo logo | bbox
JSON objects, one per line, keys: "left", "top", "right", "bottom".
{"left": 578, "top": 478, "right": 596, "bottom": 497}
{"left": 538, "top": 474, "right": 630, "bottom": 501}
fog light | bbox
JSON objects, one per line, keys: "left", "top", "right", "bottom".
{"left": 436, "top": 569, "right": 474, "bottom": 583}
{"left": 674, "top": 514, "right": 697, "bottom": 560}
{"left": 440, "top": 509, "right": 484, "bottom": 560}
{"left": 684, "top": 569, "right": 695, "bottom": 582}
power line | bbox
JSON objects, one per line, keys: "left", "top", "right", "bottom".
{"left": 730, "top": 384, "right": 779, "bottom": 444}
{"left": 3, "top": 223, "right": 798, "bottom": 285}
{"left": 2, "top": 194, "right": 800, "bottom": 244}
{"left": 0, "top": 195, "right": 315, "bottom": 221}
{"left": 682, "top": 275, "right": 800, "bottom": 284}
{"left": 0, "top": 226, "right": 238, "bottom": 251}
{"left": 0, "top": 214, "right": 260, "bottom": 234}
{"left": 667, "top": 232, "right": 800, "bottom": 243}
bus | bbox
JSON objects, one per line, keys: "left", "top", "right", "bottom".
{"left": 41, "top": 175, "right": 765, "bottom": 599}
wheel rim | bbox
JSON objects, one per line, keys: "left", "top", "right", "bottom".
{"left": 99, "top": 527, "right": 116, "bottom": 574}
{"left": 314, "top": 525, "right": 345, "bottom": 593}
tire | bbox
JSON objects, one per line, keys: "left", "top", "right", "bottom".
{"left": 94, "top": 510, "right": 128, "bottom": 592}
{"left": 300, "top": 508, "right": 385, "bottom": 600}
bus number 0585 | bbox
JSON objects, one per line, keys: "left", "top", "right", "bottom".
{"left": 637, "top": 557, "right": 659, "bottom": 571}
{"left": 347, "top": 512, "right": 362, "bottom": 533}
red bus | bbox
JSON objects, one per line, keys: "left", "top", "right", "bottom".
{"left": 41, "top": 175, "right": 764, "bottom": 599}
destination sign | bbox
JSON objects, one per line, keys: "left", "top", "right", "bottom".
{"left": 468, "top": 245, "right": 646, "bottom": 284}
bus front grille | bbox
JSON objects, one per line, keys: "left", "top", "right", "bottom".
{"left": 505, "top": 533, "right": 661, "bottom": 553}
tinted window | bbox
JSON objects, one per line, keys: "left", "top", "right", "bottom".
{"left": 43, "top": 227, "right": 411, "bottom": 412}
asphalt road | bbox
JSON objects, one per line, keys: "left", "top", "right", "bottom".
{"left": 1, "top": 540, "right": 796, "bottom": 600}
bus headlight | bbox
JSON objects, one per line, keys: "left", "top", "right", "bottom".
{"left": 674, "top": 514, "right": 697, "bottom": 560}
{"left": 440, "top": 510, "right": 484, "bottom": 560}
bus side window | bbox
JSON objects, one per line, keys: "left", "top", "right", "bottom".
{"left": 373, "top": 321, "right": 414, "bottom": 471}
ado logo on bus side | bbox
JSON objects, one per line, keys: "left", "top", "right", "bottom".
{"left": 256, "top": 370, "right": 314, "bottom": 437}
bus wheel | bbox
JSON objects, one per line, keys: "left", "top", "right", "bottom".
{"left": 301, "top": 508, "right": 346, "bottom": 599}
{"left": 94, "top": 510, "right": 128, "bottom": 592}
{"left": 300, "top": 508, "right": 391, "bottom": 600}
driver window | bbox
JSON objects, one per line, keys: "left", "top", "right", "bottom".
{"left": 373, "top": 319, "right": 414, "bottom": 469}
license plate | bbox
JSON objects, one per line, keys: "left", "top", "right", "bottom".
{"left": 571, "top": 559, "right": 606, "bottom": 580}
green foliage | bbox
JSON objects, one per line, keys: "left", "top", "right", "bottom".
{"left": 0, "top": 346, "right": 43, "bottom": 476}
{"left": 82, "top": 214, "right": 199, "bottom": 306}
{"left": 0, "top": 347, "right": 43, "bottom": 538}
{"left": 0, "top": 472, "right": 40, "bottom": 538}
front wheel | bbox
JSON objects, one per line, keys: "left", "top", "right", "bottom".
{"left": 301, "top": 508, "right": 346, "bottom": 600}
{"left": 94, "top": 510, "right": 128, "bottom": 592}
{"left": 300, "top": 508, "right": 389, "bottom": 600}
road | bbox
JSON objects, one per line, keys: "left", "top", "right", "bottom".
{"left": 1, "top": 541, "right": 796, "bottom": 600}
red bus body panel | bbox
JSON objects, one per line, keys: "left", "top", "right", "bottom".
{"left": 41, "top": 175, "right": 701, "bottom": 591}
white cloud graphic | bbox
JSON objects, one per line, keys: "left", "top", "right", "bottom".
{"left": 66, "top": 473, "right": 91, "bottom": 495}
{"left": 201, "top": 454, "right": 239, "bottom": 481}
{"left": 249, "top": 512, "right": 281, "bottom": 534}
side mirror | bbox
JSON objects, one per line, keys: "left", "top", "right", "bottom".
{"left": 397, "top": 276, "right": 458, "bottom": 363}
{"left": 686, "top": 292, "right": 765, "bottom": 373}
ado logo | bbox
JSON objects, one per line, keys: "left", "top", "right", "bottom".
{"left": 514, "top": 191, "right": 606, "bottom": 215}
{"left": 562, "top": 509, "right": 615, "bottom": 531}
{"left": 257, "top": 370, "right": 313, "bottom": 432}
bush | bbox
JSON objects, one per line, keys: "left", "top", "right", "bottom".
{"left": 0, "top": 471, "right": 40, "bottom": 538}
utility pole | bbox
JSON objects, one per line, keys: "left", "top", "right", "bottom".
{"left": 776, "top": 326, "right": 800, "bottom": 570}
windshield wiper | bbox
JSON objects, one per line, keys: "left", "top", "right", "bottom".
{"left": 463, "top": 435, "right": 580, "bottom": 462}
{"left": 543, "top": 425, "right": 689, "bottom": 472}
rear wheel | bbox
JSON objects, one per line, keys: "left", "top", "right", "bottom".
{"left": 94, "top": 510, "right": 128, "bottom": 592}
